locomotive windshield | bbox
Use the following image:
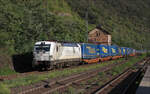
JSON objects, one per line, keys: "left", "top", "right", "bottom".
{"left": 34, "top": 44, "right": 50, "bottom": 52}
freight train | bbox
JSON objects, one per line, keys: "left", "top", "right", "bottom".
{"left": 32, "top": 41, "right": 136, "bottom": 70}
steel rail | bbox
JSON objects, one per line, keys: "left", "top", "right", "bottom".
{"left": 94, "top": 57, "right": 150, "bottom": 94}
{"left": 16, "top": 61, "right": 125, "bottom": 94}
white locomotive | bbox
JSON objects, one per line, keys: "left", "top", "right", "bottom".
{"left": 32, "top": 41, "right": 82, "bottom": 70}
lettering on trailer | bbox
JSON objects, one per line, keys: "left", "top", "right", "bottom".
{"left": 102, "top": 47, "right": 108, "bottom": 53}
{"left": 123, "top": 49, "right": 125, "bottom": 53}
{"left": 97, "top": 49, "right": 100, "bottom": 55}
{"left": 112, "top": 48, "right": 116, "bottom": 53}
{"left": 119, "top": 49, "right": 121, "bottom": 53}
{"left": 86, "top": 46, "right": 96, "bottom": 54}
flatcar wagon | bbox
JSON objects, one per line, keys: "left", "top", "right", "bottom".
{"left": 120, "top": 47, "right": 127, "bottom": 56}
{"left": 98, "top": 45, "right": 111, "bottom": 61}
{"left": 81, "top": 43, "right": 99, "bottom": 64}
{"left": 110, "top": 45, "right": 120, "bottom": 60}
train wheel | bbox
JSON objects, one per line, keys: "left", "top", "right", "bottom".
{"left": 56, "top": 63, "right": 59, "bottom": 69}
{"left": 59, "top": 63, "right": 62, "bottom": 69}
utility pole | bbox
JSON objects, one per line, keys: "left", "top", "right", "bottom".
{"left": 44, "top": 0, "right": 48, "bottom": 31}
{"left": 62, "top": 0, "right": 64, "bottom": 7}
{"left": 86, "top": 10, "right": 88, "bottom": 42}
{"left": 86, "top": 0, "right": 90, "bottom": 42}
{"left": 29, "top": 0, "right": 32, "bottom": 30}
{"left": 44, "top": 0, "right": 51, "bottom": 39}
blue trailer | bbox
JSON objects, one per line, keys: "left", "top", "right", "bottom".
{"left": 118, "top": 47, "right": 122, "bottom": 55}
{"left": 121, "top": 47, "right": 127, "bottom": 56}
{"left": 98, "top": 45, "right": 110, "bottom": 58}
{"left": 127, "top": 48, "right": 132, "bottom": 55}
{"left": 110, "top": 45, "right": 119, "bottom": 56}
{"left": 81, "top": 43, "right": 99, "bottom": 59}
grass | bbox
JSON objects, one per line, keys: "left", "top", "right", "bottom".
{"left": 95, "top": 81, "right": 104, "bottom": 86}
{"left": 2, "top": 59, "right": 124, "bottom": 88}
{"left": 0, "top": 54, "right": 17, "bottom": 76}
{"left": 0, "top": 54, "right": 146, "bottom": 93}
{"left": 146, "top": 52, "right": 150, "bottom": 57}
{"left": 0, "top": 67, "right": 17, "bottom": 76}
{"left": 83, "top": 54, "right": 147, "bottom": 91}
{"left": 98, "top": 72, "right": 105, "bottom": 77}
{"left": 111, "top": 54, "right": 146, "bottom": 75}
{"left": 0, "top": 83, "right": 10, "bottom": 94}
{"left": 87, "top": 79, "right": 94, "bottom": 83}
{"left": 65, "top": 86, "right": 76, "bottom": 94}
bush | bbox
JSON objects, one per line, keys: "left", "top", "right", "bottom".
{"left": 146, "top": 52, "right": 150, "bottom": 57}
{"left": 0, "top": 83, "right": 10, "bottom": 94}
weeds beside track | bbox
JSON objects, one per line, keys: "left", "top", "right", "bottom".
{"left": 11, "top": 60, "right": 125, "bottom": 94}
{"left": 0, "top": 54, "right": 147, "bottom": 94}
{"left": 94, "top": 57, "right": 150, "bottom": 94}
{"left": 58, "top": 55, "right": 148, "bottom": 94}
{"left": 0, "top": 58, "right": 125, "bottom": 81}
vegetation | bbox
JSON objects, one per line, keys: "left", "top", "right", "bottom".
{"left": 0, "top": 55, "right": 146, "bottom": 93}
{"left": 0, "top": 53, "right": 16, "bottom": 76}
{"left": 0, "top": 0, "right": 87, "bottom": 71}
{"left": 0, "top": 83, "right": 10, "bottom": 94}
{"left": 65, "top": 86, "right": 76, "bottom": 94}
{"left": 0, "top": 0, "right": 87, "bottom": 55}
{"left": 146, "top": 52, "right": 150, "bottom": 57}
{"left": 76, "top": 54, "right": 147, "bottom": 93}
{"left": 1, "top": 0, "right": 150, "bottom": 54}
{"left": 2, "top": 59, "right": 123, "bottom": 88}
{"left": 0, "top": 0, "right": 150, "bottom": 76}
{"left": 63, "top": 55, "right": 146, "bottom": 94}
{"left": 0, "top": 67, "right": 16, "bottom": 76}
{"left": 66, "top": 0, "right": 150, "bottom": 50}
{"left": 111, "top": 54, "right": 146, "bottom": 75}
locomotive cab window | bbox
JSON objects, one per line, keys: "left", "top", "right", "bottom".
{"left": 61, "top": 43, "right": 78, "bottom": 47}
{"left": 34, "top": 44, "right": 50, "bottom": 52}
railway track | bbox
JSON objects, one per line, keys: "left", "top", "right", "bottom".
{"left": 0, "top": 62, "right": 102, "bottom": 81}
{"left": 11, "top": 60, "right": 127, "bottom": 94}
{"left": 94, "top": 57, "right": 150, "bottom": 94}
{"left": 11, "top": 57, "right": 149, "bottom": 94}
{"left": 0, "top": 70, "right": 49, "bottom": 81}
{"left": 0, "top": 58, "right": 125, "bottom": 81}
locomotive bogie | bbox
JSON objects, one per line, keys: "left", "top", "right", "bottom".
{"left": 81, "top": 43, "right": 100, "bottom": 63}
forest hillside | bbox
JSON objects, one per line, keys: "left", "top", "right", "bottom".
{"left": 0, "top": 0, "right": 150, "bottom": 71}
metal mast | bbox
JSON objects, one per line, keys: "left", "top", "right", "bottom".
{"left": 86, "top": 0, "right": 90, "bottom": 42}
